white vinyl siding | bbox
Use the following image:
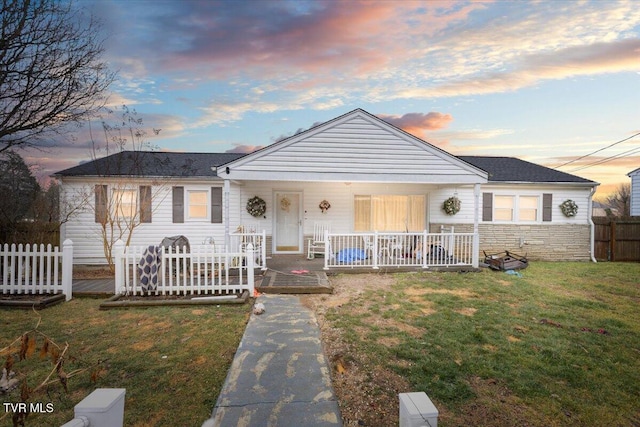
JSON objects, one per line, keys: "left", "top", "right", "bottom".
{"left": 224, "top": 112, "right": 487, "bottom": 184}
{"left": 60, "top": 179, "right": 229, "bottom": 265}
{"left": 630, "top": 169, "right": 640, "bottom": 216}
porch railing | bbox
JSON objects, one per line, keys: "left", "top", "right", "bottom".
{"left": 0, "top": 240, "right": 73, "bottom": 301}
{"left": 114, "top": 240, "right": 255, "bottom": 296}
{"left": 323, "top": 231, "right": 478, "bottom": 269}
{"left": 230, "top": 230, "right": 267, "bottom": 270}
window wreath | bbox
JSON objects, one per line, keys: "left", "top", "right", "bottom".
{"left": 319, "top": 200, "right": 331, "bottom": 213}
{"left": 442, "top": 196, "right": 461, "bottom": 216}
{"left": 246, "top": 196, "right": 266, "bottom": 217}
{"left": 559, "top": 199, "right": 578, "bottom": 217}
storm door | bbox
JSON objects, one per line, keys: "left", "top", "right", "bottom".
{"left": 273, "top": 191, "right": 303, "bottom": 253}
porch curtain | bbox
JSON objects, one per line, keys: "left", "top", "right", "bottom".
{"left": 355, "top": 195, "right": 425, "bottom": 232}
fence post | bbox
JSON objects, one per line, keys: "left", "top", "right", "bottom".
{"left": 62, "top": 239, "right": 73, "bottom": 301}
{"left": 246, "top": 243, "right": 255, "bottom": 295}
{"left": 261, "top": 230, "right": 267, "bottom": 270}
{"left": 422, "top": 230, "right": 429, "bottom": 269}
{"left": 114, "top": 240, "right": 125, "bottom": 295}
{"left": 373, "top": 231, "right": 379, "bottom": 269}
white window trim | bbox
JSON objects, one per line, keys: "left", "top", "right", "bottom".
{"left": 493, "top": 194, "right": 541, "bottom": 223}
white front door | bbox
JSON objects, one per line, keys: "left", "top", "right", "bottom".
{"left": 273, "top": 191, "right": 303, "bottom": 253}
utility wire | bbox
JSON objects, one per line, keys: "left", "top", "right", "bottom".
{"left": 568, "top": 145, "right": 640, "bottom": 173}
{"left": 555, "top": 131, "right": 640, "bottom": 169}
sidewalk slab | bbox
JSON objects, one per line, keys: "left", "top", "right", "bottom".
{"left": 205, "top": 294, "right": 342, "bottom": 427}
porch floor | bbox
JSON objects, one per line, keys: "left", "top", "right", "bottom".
{"left": 258, "top": 254, "right": 333, "bottom": 294}
{"left": 70, "top": 255, "right": 333, "bottom": 296}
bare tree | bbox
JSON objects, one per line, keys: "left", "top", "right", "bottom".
{"left": 606, "top": 183, "right": 631, "bottom": 218}
{"left": 0, "top": 0, "right": 115, "bottom": 152}
{"left": 63, "top": 106, "right": 167, "bottom": 270}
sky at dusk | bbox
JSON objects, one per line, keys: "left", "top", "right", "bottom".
{"left": 28, "top": 0, "right": 640, "bottom": 198}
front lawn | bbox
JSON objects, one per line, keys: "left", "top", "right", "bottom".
{"left": 307, "top": 262, "right": 640, "bottom": 426}
{"left": 0, "top": 300, "right": 250, "bottom": 426}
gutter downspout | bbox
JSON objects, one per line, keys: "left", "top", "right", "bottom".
{"left": 224, "top": 179, "right": 230, "bottom": 251}
{"left": 472, "top": 183, "right": 480, "bottom": 268}
{"left": 588, "top": 187, "right": 597, "bottom": 263}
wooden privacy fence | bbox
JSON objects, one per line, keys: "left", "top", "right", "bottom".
{"left": 593, "top": 218, "right": 640, "bottom": 261}
{"left": 0, "top": 240, "right": 73, "bottom": 300}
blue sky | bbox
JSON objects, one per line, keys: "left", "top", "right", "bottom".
{"left": 32, "top": 0, "right": 640, "bottom": 197}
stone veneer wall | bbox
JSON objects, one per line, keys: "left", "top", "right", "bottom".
{"left": 430, "top": 223, "right": 592, "bottom": 261}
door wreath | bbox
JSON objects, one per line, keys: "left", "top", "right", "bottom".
{"left": 246, "top": 196, "right": 266, "bottom": 217}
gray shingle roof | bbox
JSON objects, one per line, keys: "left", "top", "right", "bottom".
{"left": 458, "top": 156, "right": 596, "bottom": 184}
{"left": 54, "top": 151, "right": 596, "bottom": 185}
{"left": 54, "top": 151, "right": 247, "bottom": 177}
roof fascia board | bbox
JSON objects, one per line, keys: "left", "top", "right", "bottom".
{"left": 217, "top": 170, "right": 487, "bottom": 184}
{"left": 485, "top": 181, "right": 599, "bottom": 187}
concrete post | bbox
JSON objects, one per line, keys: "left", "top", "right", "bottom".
{"left": 61, "top": 388, "right": 126, "bottom": 427}
{"left": 61, "top": 239, "right": 73, "bottom": 301}
{"left": 399, "top": 392, "right": 438, "bottom": 427}
{"left": 113, "top": 240, "right": 125, "bottom": 295}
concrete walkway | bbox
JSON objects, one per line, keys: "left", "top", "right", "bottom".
{"left": 204, "top": 294, "right": 342, "bottom": 427}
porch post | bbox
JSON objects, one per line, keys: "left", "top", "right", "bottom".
{"left": 224, "top": 179, "right": 230, "bottom": 251}
{"left": 472, "top": 184, "right": 480, "bottom": 268}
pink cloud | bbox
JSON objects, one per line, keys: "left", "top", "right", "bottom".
{"left": 411, "top": 38, "right": 640, "bottom": 98}
{"left": 378, "top": 112, "right": 454, "bottom": 139}
{"left": 107, "top": 1, "right": 486, "bottom": 82}
{"left": 225, "top": 144, "right": 264, "bottom": 154}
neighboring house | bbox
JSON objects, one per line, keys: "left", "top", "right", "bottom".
{"left": 592, "top": 201, "right": 608, "bottom": 217}
{"left": 592, "top": 201, "right": 618, "bottom": 217}
{"left": 54, "top": 108, "right": 598, "bottom": 265}
{"left": 628, "top": 167, "right": 640, "bottom": 216}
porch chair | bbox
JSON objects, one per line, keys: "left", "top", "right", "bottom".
{"left": 307, "top": 222, "right": 331, "bottom": 259}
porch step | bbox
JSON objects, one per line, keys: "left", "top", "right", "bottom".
{"left": 257, "top": 271, "right": 332, "bottom": 294}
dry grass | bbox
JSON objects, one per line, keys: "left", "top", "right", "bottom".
{"left": 305, "top": 263, "right": 640, "bottom": 426}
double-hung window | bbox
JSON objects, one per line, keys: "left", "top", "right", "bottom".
{"left": 114, "top": 189, "right": 137, "bottom": 219}
{"left": 172, "top": 186, "right": 223, "bottom": 223}
{"left": 95, "top": 185, "right": 152, "bottom": 223}
{"left": 494, "top": 195, "right": 514, "bottom": 221}
{"left": 518, "top": 196, "right": 539, "bottom": 221}
{"left": 188, "top": 190, "right": 208, "bottom": 220}
{"left": 483, "top": 193, "right": 545, "bottom": 222}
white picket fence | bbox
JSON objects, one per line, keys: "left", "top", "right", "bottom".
{"left": 114, "top": 240, "right": 256, "bottom": 296}
{"left": 324, "top": 230, "right": 478, "bottom": 269}
{"left": 0, "top": 239, "right": 73, "bottom": 301}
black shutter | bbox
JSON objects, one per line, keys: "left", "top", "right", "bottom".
{"left": 95, "top": 185, "right": 108, "bottom": 223}
{"left": 543, "top": 193, "right": 553, "bottom": 222}
{"left": 482, "top": 193, "right": 493, "bottom": 222}
{"left": 172, "top": 186, "right": 184, "bottom": 223}
{"left": 211, "top": 187, "right": 222, "bottom": 223}
{"left": 140, "top": 186, "right": 152, "bottom": 223}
